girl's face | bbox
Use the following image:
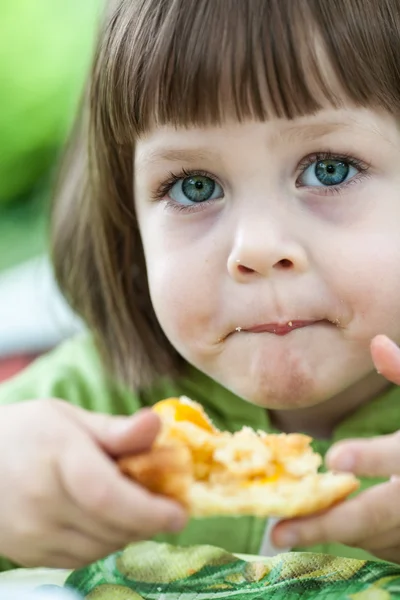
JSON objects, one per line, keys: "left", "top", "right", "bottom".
{"left": 134, "top": 108, "right": 400, "bottom": 409}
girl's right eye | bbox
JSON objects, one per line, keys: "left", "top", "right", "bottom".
{"left": 168, "top": 174, "right": 224, "bottom": 206}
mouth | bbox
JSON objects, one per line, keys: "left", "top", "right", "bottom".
{"left": 235, "top": 319, "right": 330, "bottom": 337}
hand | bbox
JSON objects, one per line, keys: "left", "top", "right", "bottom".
{"left": 0, "top": 400, "right": 187, "bottom": 569}
{"left": 272, "top": 335, "right": 400, "bottom": 564}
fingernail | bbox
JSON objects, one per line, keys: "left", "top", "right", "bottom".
{"left": 275, "top": 529, "right": 298, "bottom": 548}
{"left": 326, "top": 449, "right": 355, "bottom": 472}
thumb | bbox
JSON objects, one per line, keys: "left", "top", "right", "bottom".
{"left": 326, "top": 433, "right": 400, "bottom": 478}
{"left": 370, "top": 334, "right": 400, "bottom": 385}
{"left": 58, "top": 402, "right": 161, "bottom": 456}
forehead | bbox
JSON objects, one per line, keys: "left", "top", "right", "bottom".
{"left": 135, "top": 108, "right": 397, "bottom": 169}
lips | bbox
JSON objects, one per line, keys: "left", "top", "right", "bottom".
{"left": 238, "top": 319, "right": 325, "bottom": 337}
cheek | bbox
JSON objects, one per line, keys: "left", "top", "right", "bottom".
{"left": 137, "top": 205, "right": 231, "bottom": 358}
{"left": 329, "top": 231, "right": 400, "bottom": 340}
{"left": 144, "top": 244, "right": 222, "bottom": 355}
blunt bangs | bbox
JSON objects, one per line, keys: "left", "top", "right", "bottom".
{"left": 94, "top": 0, "right": 400, "bottom": 145}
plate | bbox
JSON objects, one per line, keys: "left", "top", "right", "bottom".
{"left": 0, "top": 567, "right": 72, "bottom": 594}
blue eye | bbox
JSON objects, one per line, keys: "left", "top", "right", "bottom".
{"left": 300, "top": 159, "right": 358, "bottom": 187}
{"left": 169, "top": 175, "right": 224, "bottom": 205}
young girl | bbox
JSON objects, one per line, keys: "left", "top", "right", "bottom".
{"left": 1, "top": 0, "right": 400, "bottom": 572}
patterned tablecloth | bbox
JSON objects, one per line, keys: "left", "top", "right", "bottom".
{"left": 3, "top": 542, "right": 400, "bottom": 599}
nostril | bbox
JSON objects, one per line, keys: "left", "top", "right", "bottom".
{"left": 277, "top": 258, "right": 293, "bottom": 269}
{"left": 237, "top": 264, "right": 254, "bottom": 274}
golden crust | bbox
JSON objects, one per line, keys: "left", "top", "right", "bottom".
{"left": 119, "top": 445, "right": 193, "bottom": 508}
{"left": 188, "top": 472, "right": 359, "bottom": 518}
{"left": 118, "top": 397, "right": 359, "bottom": 518}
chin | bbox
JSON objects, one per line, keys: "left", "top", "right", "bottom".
{"left": 210, "top": 366, "right": 321, "bottom": 410}
{"left": 235, "top": 384, "right": 322, "bottom": 411}
{"left": 217, "top": 339, "right": 355, "bottom": 409}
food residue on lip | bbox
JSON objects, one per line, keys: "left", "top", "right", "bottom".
{"left": 235, "top": 326, "right": 242, "bottom": 332}
{"left": 288, "top": 321, "right": 293, "bottom": 327}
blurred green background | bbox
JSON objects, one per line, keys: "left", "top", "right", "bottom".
{"left": 0, "top": 0, "right": 104, "bottom": 271}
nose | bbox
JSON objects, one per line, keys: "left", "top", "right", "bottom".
{"left": 227, "top": 221, "right": 309, "bottom": 282}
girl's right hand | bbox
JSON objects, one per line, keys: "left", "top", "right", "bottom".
{"left": 0, "top": 400, "right": 187, "bottom": 569}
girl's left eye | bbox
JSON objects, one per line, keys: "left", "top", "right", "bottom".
{"left": 169, "top": 174, "right": 224, "bottom": 205}
{"left": 298, "top": 158, "right": 359, "bottom": 188}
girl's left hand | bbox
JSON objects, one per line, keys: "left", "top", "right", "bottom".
{"left": 272, "top": 334, "right": 400, "bottom": 564}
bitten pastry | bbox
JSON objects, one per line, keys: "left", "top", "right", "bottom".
{"left": 118, "top": 397, "right": 359, "bottom": 518}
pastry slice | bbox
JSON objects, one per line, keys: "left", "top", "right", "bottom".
{"left": 118, "top": 397, "right": 359, "bottom": 518}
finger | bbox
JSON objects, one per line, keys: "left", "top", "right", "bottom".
{"left": 326, "top": 433, "right": 400, "bottom": 477}
{"left": 14, "top": 524, "right": 124, "bottom": 570}
{"left": 371, "top": 335, "right": 400, "bottom": 385}
{"left": 370, "top": 547, "right": 400, "bottom": 564}
{"left": 59, "top": 432, "right": 187, "bottom": 537}
{"left": 18, "top": 551, "right": 86, "bottom": 570}
{"left": 57, "top": 402, "right": 161, "bottom": 456}
{"left": 53, "top": 527, "right": 123, "bottom": 565}
{"left": 39, "top": 546, "right": 115, "bottom": 570}
{"left": 42, "top": 553, "right": 89, "bottom": 570}
{"left": 358, "top": 526, "right": 400, "bottom": 552}
{"left": 59, "top": 499, "right": 136, "bottom": 548}
{"left": 15, "top": 459, "right": 132, "bottom": 550}
{"left": 272, "top": 479, "right": 400, "bottom": 548}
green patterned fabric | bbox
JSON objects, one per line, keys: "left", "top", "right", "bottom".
{"left": 59, "top": 542, "right": 400, "bottom": 599}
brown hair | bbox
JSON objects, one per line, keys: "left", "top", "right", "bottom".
{"left": 52, "top": 0, "right": 400, "bottom": 390}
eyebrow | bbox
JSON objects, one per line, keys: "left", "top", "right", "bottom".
{"left": 271, "top": 121, "right": 355, "bottom": 145}
{"left": 136, "top": 119, "right": 376, "bottom": 170}
{"left": 136, "top": 148, "right": 215, "bottom": 170}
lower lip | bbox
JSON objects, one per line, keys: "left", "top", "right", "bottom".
{"left": 244, "top": 320, "right": 323, "bottom": 336}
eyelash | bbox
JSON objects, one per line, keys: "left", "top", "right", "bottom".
{"left": 152, "top": 151, "right": 371, "bottom": 210}
{"left": 151, "top": 168, "right": 222, "bottom": 213}
{"left": 296, "top": 151, "right": 371, "bottom": 195}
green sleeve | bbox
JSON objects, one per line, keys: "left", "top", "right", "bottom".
{"left": 0, "top": 335, "right": 140, "bottom": 416}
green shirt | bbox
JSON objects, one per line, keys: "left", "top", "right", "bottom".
{"left": 0, "top": 335, "right": 398, "bottom": 570}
